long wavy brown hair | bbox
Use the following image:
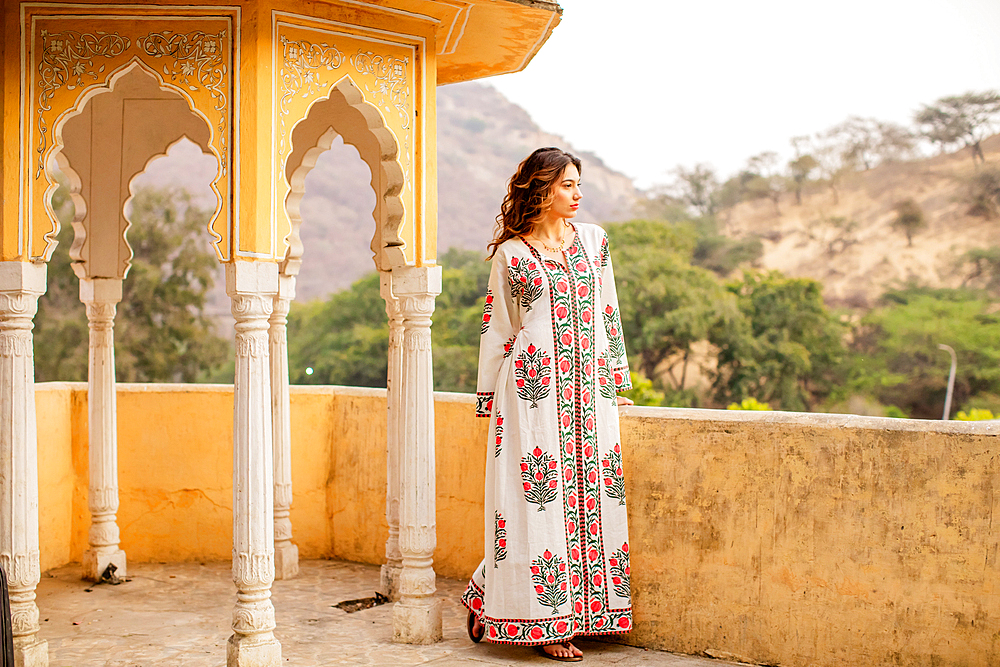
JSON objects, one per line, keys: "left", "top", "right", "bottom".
{"left": 487, "top": 147, "right": 582, "bottom": 259}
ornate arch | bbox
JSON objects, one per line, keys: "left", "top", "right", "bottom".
{"left": 51, "top": 62, "right": 218, "bottom": 279}
{"left": 282, "top": 76, "right": 406, "bottom": 276}
{"left": 20, "top": 9, "right": 235, "bottom": 262}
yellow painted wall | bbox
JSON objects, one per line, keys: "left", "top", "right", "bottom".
{"left": 33, "top": 383, "right": 1000, "bottom": 666}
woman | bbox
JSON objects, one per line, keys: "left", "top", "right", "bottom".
{"left": 462, "top": 147, "right": 634, "bottom": 662}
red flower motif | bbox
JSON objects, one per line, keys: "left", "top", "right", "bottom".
{"left": 560, "top": 359, "right": 571, "bottom": 373}
{"left": 533, "top": 277, "right": 542, "bottom": 286}
{"left": 564, "top": 468, "right": 573, "bottom": 482}
{"left": 612, "top": 576, "right": 621, "bottom": 585}
{"left": 603, "top": 478, "right": 612, "bottom": 486}
{"left": 548, "top": 460, "right": 557, "bottom": 469}
{"left": 614, "top": 372, "right": 623, "bottom": 384}
{"left": 594, "top": 618, "right": 605, "bottom": 629}
{"left": 609, "top": 558, "right": 618, "bottom": 566}
{"left": 533, "top": 447, "right": 543, "bottom": 456}
{"left": 542, "top": 357, "right": 551, "bottom": 365}
{"left": 584, "top": 363, "right": 593, "bottom": 376}
{"left": 511, "top": 257, "right": 520, "bottom": 267}
{"left": 589, "top": 523, "right": 598, "bottom": 535}
{"left": 546, "top": 575, "right": 554, "bottom": 583}
{"left": 618, "top": 617, "right": 630, "bottom": 629}
{"left": 609, "top": 327, "right": 619, "bottom": 337}
{"left": 586, "top": 497, "right": 596, "bottom": 510}
{"left": 567, "top": 521, "right": 576, "bottom": 533}
{"left": 515, "top": 359, "right": 524, "bottom": 369}
{"left": 535, "top": 472, "right": 544, "bottom": 481}
{"left": 584, "top": 445, "right": 594, "bottom": 457}
{"left": 560, "top": 582, "right": 567, "bottom": 591}
{"left": 622, "top": 543, "right": 629, "bottom": 553}
{"left": 472, "top": 598, "right": 482, "bottom": 610}
{"left": 516, "top": 379, "right": 525, "bottom": 388}
{"left": 489, "top": 626, "right": 497, "bottom": 638}
{"left": 575, "top": 261, "right": 586, "bottom": 271}
{"left": 568, "top": 494, "right": 577, "bottom": 507}
{"left": 498, "top": 539, "right": 506, "bottom": 548}
{"left": 528, "top": 262, "right": 537, "bottom": 270}
{"left": 543, "top": 550, "right": 553, "bottom": 559}
{"left": 535, "top": 585, "right": 545, "bottom": 594}
{"left": 528, "top": 368, "right": 537, "bottom": 378}
{"left": 547, "top": 479, "right": 558, "bottom": 489}
{"left": 556, "top": 280, "right": 568, "bottom": 293}
{"left": 507, "top": 624, "right": 518, "bottom": 636}
{"left": 591, "top": 600, "right": 602, "bottom": 612}
{"left": 571, "top": 548, "right": 580, "bottom": 561}
{"left": 605, "top": 305, "right": 613, "bottom": 314}
{"left": 485, "top": 294, "right": 494, "bottom": 304}
{"left": 556, "top": 621, "right": 568, "bottom": 633}
{"left": 531, "top": 566, "right": 540, "bottom": 574}
{"left": 594, "top": 574, "right": 602, "bottom": 586}
{"left": 572, "top": 575, "right": 580, "bottom": 586}
{"left": 530, "top": 627, "right": 544, "bottom": 640}
{"left": 582, "top": 390, "right": 592, "bottom": 404}
{"left": 614, "top": 443, "right": 621, "bottom": 454}
{"left": 578, "top": 285, "right": 589, "bottom": 298}
{"left": 561, "top": 414, "right": 571, "bottom": 427}
{"left": 575, "top": 601, "right": 583, "bottom": 613}
{"left": 523, "top": 482, "right": 532, "bottom": 491}
{"left": 588, "top": 549, "right": 599, "bottom": 561}
{"left": 520, "top": 462, "right": 529, "bottom": 472}
{"left": 561, "top": 333, "right": 573, "bottom": 346}
{"left": 602, "top": 460, "right": 610, "bottom": 468}
{"left": 541, "top": 376, "right": 551, "bottom": 385}
{"left": 528, "top": 344, "right": 536, "bottom": 354}
{"left": 582, "top": 309, "right": 592, "bottom": 323}
{"left": 581, "top": 337, "right": 591, "bottom": 350}
{"left": 588, "top": 471, "right": 597, "bottom": 483}
{"left": 483, "top": 314, "right": 491, "bottom": 323}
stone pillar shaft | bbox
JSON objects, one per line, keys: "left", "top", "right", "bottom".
{"left": 0, "top": 262, "right": 48, "bottom": 666}
{"left": 270, "top": 274, "right": 298, "bottom": 580}
{"left": 80, "top": 278, "right": 127, "bottom": 582}
{"left": 391, "top": 266, "right": 443, "bottom": 644}
{"left": 227, "top": 262, "right": 281, "bottom": 667}
{"left": 380, "top": 273, "right": 403, "bottom": 600}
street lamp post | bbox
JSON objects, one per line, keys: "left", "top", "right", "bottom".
{"left": 938, "top": 344, "right": 957, "bottom": 420}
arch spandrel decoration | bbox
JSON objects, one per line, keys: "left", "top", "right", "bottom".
{"left": 272, "top": 15, "right": 421, "bottom": 271}
{"left": 20, "top": 7, "right": 236, "bottom": 262}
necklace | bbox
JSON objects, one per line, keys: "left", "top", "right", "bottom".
{"left": 534, "top": 222, "right": 570, "bottom": 253}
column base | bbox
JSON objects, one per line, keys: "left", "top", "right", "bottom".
{"left": 13, "top": 636, "right": 48, "bottom": 667}
{"left": 227, "top": 634, "right": 281, "bottom": 667}
{"left": 274, "top": 542, "right": 299, "bottom": 580}
{"left": 82, "top": 548, "right": 127, "bottom": 582}
{"left": 379, "top": 564, "right": 402, "bottom": 601}
{"left": 392, "top": 598, "right": 443, "bottom": 644}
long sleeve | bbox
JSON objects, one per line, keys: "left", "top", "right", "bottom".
{"left": 476, "top": 248, "right": 520, "bottom": 417}
{"left": 598, "top": 231, "right": 632, "bottom": 392}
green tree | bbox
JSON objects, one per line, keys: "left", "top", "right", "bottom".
{"left": 607, "top": 220, "right": 739, "bottom": 395}
{"left": 710, "top": 271, "right": 845, "bottom": 411}
{"left": 671, "top": 164, "right": 719, "bottom": 217}
{"left": 848, "top": 287, "right": 1000, "bottom": 418}
{"left": 963, "top": 167, "right": 1000, "bottom": 219}
{"left": 915, "top": 91, "right": 1000, "bottom": 164}
{"left": 35, "top": 185, "right": 230, "bottom": 382}
{"left": 787, "top": 153, "right": 818, "bottom": 206}
{"left": 891, "top": 198, "right": 927, "bottom": 247}
{"left": 431, "top": 248, "right": 491, "bottom": 392}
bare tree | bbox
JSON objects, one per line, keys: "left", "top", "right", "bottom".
{"left": 672, "top": 164, "right": 719, "bottom": 218}
{"left": 914, "top": 91, "right": 1000, "bottom": 164}
{"left": 825, "top": 116, "right": 915, "bottom": 170}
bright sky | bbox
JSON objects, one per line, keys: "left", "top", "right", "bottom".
{"left": 489, "top": 0, "right": 1000, "bottom": 189}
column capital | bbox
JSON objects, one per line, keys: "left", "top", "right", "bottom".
{"left": 79, "top": 277, "right": 123, "bottom": 305}
{"left": 226, "top": 261, "right": 279, "bottom": 298}
{"left": 391, "top": 265, "right": 442, "bottom": 298}
{"left": 0, "top": 262, "right": 46, "bottom": 296}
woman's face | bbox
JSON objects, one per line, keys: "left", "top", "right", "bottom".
{"left": 546, "top": 164, "right": 582, "bottom": 221}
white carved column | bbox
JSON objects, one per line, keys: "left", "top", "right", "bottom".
{"left": 80, "top": 278, "right": 127, "bottom": 583}
{"left": 269, "top": 274, "right": 298, "bottom": 580}
{"left": 0, "top": 262, "right": 48, "bottom": 666}
{"left": 226, "top": 262, "right": 281, "bottom": 667}
{"left": 391, "top": 266, "right": 443, "bottom": 644}
{"left": 379, "top": 273, "right": 403, "bottom": 600}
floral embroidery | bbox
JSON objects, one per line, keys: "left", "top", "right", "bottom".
{"left": 494, "top": 512, "right": 507, "bottom": 567}
{"left": 482, "top": 290, "right": 494, "bottom": 334}
{"left": 597, "top": 353, "right": 616, "bottom": 402}
{"left": 602, "top": 443, "right": 626, "bottom": 505}
{"left": 508, "top": 257, "right": 544, "bottom": 311}
{"left": 531, "top": 550, "right": 568, "bottom": 614}
{"left": 600, "top": 235, "right": 610, "bottom": 269}
{"left": 503, "top": 335, "right": 517, "bottom": 358}
{"left": 514, "top": 344, "right": 552, "bottom": 408}
{"left": 609, "top": 543, "right": 630, "bottom": 599}
{"left": 520, "top": 447, "right": 559, "bottom": 510}
{"left": 604, "top": 304, "right": 625, "bottom": 364}
{"left": 495, "top": 413, "right": 504, "bottom": 458}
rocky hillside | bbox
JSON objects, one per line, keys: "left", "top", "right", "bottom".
{"left": 722, "top": 137, "right": 1000, "bottom": 307}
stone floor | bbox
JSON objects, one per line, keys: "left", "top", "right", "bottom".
{"left": 35, "top": 560, "right": 751, "bottom": 666}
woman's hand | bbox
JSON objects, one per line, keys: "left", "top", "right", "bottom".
{"left": 616, "top": 396, "right": 634, "bottom": 406}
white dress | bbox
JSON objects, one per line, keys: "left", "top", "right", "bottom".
{"left": 461, "top": 222, "right": 633, "bottom": 645}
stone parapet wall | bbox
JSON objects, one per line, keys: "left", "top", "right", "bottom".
{"left": 33, "top": 383, "right": 1000, "bottom": 666}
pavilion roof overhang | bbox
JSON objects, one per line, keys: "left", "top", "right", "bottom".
{"left": 346, "top": 0, "right": 563, "bottom": 84}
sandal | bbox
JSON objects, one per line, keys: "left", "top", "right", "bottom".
{"left": 467, "top": 611, "right": 484, "bottom": 643}
{"left": 534, "top": 644, "right": 583, "bottom": 662}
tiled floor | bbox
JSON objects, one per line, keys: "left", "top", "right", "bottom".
{"left": 35, "top": 560, "right": 750, "bottom": 666}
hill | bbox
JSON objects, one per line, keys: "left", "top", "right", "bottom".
{"left": 721, "top": 137, "right": 1000, "bottom": 307}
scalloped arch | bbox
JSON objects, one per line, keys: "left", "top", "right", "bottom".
{"left": 44, "top": 59, "right": 223, "bottom": 274}
{"left": 282, "top": 75, "right": 406, "bottom": 277}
